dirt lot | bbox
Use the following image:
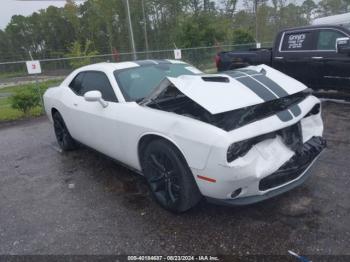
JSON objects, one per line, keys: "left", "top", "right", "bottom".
{"left": 0, "top": 101, "right": 349, "bottom": 257}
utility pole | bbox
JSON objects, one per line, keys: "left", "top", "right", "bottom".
{"left": 125, "top": 0, "right": 137, "bottom": 60}
{"left": 254, "top": 0, "right": 259, "bottom": 43}
{"left": 141, "top": 0, "right": 149, "bottom": 58}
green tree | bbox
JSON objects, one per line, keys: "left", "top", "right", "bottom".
{"left": 176, "top": 13, "right": 230, "bottom": 47}
{"left": 66, "top": 40, "right": 99, "bottom": 68}
{"left": 302, "top": 0, "right": 317, "bottom": 22}
{"left": 0, "top": 30, "right": 13, "bottom": 61}
{"left": 317, "top": 0, "right": 349, "bottom": 16}
{"left": 64, "top": 0, "right": 81, "bottom": 41}
{"left": 0, "top": 0, "right": 344, "bottom": 65}
{"left": 232, "top": 29, "right": 255, "bottom": 49}
{"left": 221, "top": 0, "right": 239, "bottom": 19}
{"left": 5, "top": 15, "right": 35, "bottom": 60}
{"left": 279, "top": 3, "right": 308, "bottom": 29}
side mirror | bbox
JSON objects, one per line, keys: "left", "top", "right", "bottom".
{"left": 84, "top": 90, "right": 108, "bottom": 108}
{"left": 336, "top": 37, "right": 350, "bottom": 54}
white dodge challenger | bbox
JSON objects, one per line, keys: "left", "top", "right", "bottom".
{"left": 44, "top": 59, "right": 326, "bottom": 212}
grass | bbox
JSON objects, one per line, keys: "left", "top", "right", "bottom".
{"left": 0, "top": 71, "right": 26, "bottom": 80}
{"left": 0, "top": 107, "right": 43, "bottom": 121}
{"left": 0, "top": 79, "right": 62, "bottom": 94}
{"left": 0, "top": 79, "right": 62, "bottom": 122}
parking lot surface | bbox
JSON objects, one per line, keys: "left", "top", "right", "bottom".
{"left": 0, "top": 101, "right": 349, "bottom": 256}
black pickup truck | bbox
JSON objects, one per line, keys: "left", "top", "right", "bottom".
{"left": 216, "top": 25, "right": 350, "bottom": 93}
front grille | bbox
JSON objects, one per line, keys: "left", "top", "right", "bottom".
{"left": 259, "top": 136, "right": 326, "bottom": 191}
{"left": 278, "top": 122, "right": 303, "bottom": 153}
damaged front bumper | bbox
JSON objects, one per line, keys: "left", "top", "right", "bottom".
{"left": 206, "top": 136, "right": 326, "bottom": 206}
{"left": 191, "top": 99, "right": 325, "bottom": 204}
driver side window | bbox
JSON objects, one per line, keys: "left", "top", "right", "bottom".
{"left": 69, "top": 71, "right": 118, "bottom": 102}
{"left": 317, "top": 29, "right": 346, "bottom": 51}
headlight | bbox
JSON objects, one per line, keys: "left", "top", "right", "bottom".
{"left": 227, "top": 140, "right": 253, "bottom": 162}
{"left": 227, "top": 132, "right": 276, "bottom": 163}
{"left": 305, "top": 103, "right": 320, "bottom": 118}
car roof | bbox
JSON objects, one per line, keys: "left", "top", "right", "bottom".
{"left": 279, "top": 24, "right": 350, "bottom": 33}
{"left": 78, "top": 59, "right": 187, "bottom": 73}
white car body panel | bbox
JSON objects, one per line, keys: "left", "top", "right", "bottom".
{"left": 166, "top": 64, "right": 307, "bottom": 114}
{"left": 44, "top": 60, "right": 325, "bottom": 205}
{"left": 193, "top": 112, "right": 323, "bottom": 199}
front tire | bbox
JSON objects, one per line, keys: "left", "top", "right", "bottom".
{"left": 53, "top": 111, "right": 77, "bottom": 151}
{"left": 141, "top": 139, "right": 202, "bottom": 212}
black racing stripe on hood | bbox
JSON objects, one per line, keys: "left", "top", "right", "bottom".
{"left": 233, "top": 75, "right": 278, "bottom": 101}
{"left": 233, "top": 76, "right": 294, "bottom": 122}
{"left": 236, "top": 69, "right": 261, "bottom": 75}
{"left": 227, "top": 70, "right": 303, "bottom": 120}
{"left": 226, "top": 72, "right": 296, "bottom": 122}
{"left": 252, "top": 74, "right": 289, "bottom": 97}
{"left": 250, "top": 74, "right": 302, "bottom": 117}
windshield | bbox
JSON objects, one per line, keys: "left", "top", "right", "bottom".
{"left": 114, "top": 63, "right": 202, "bottom": 102}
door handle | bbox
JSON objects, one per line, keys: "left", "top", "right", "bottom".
{"left": 311, "top": 56, "right": 323, "bottom": 59}
{"left": 274, "top": 57, "right": 284, "bottom": 60}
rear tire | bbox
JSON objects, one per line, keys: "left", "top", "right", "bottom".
{"left": 53, "top": 111, "right": 77, "bottom": 151}
{"left": 141, "top": 139, "right": 202, "bottom": 212}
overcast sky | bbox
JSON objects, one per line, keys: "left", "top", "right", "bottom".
{"left": 0, "top": 0, "right": 68, "bottom": 30}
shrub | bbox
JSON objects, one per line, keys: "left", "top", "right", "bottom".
{"left": 66, "top": 40, "right": 99, "bottom": 69}
{"left": 11, "top": 87, "right": 41, "bottom": 116}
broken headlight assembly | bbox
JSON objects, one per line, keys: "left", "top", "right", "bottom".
{"left": 226, "top": 121, "right": 305, "bottom": 163}
{"left": 227, "top": 140, "right": 253, "bottom": 163}
{"left": 227, "top": 132, "right": 276, "bottom": 162}
{"left": 305, "top": 103, "right": 320, "bottom": 117}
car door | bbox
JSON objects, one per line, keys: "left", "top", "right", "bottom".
{"left": 67, "top": 70, "right": 124, "bottom": 160}
{"left": 274, "top": 30, "right": 317, "bottom": 88}
{"left": 60, "top": 71, "right": 85, "bottom": 138}
{"left": 314, "top": 28, "right": 350, "bottom": 92}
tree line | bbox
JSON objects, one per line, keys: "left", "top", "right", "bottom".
{"left": 0, "top": 0, "right": 349, "bottom": 63}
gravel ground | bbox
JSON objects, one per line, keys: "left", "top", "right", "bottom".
{"left": 0, "top": 101, "right": 349, "bottom": 257}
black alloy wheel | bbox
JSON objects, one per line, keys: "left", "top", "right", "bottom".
{"left": 53, "top": 111, "right": 77, "bottom": 151}
{"left": 142, "top": 139, "right": 201, "bottom": 212}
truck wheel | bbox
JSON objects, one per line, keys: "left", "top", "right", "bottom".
{"left": 53, "top": 111, "right": 77, "bottom": 151}
{"left": 141, "top": 139, "right": 202, "bottom": 212}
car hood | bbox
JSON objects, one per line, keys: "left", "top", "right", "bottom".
{"left": 142, "top": 64, "right": 308, "bottom": 114}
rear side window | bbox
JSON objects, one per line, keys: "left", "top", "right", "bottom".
{"left": 80, "top": 71, "right": 118, "bottom": 102}
{"left": 317, "top": 29, "right": 346, "bottom": 50}
{"left": 69, "top": 72, "right": 85, "bottom": 94}
{"left": 281, "top": 31, "right": 315, "bottom": 51}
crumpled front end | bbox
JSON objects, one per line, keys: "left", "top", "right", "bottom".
{"left": 142, "top": 64, "right": 326, "bottom": 204}
{"left": 192, "top": 95, "right": 326, "bottom": 204}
